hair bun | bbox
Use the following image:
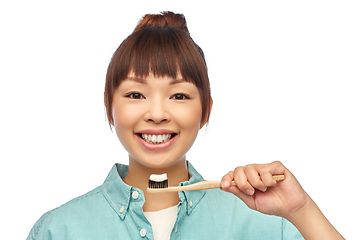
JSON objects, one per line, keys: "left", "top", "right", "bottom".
{"left": 134, "top": 11, "right": 189, "bottom": 33}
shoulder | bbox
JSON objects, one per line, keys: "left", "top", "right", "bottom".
{"left": 197, "top": 189, "right": 303, "bottom": 239}
{"left": 201, "top": 188, "right": 247, "bottom": 207}
{"left": 27, "top": 186, "right": 104, "bottom": 240}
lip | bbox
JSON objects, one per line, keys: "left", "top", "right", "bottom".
{"left": 135, "top": 129, "right": 178, "bottom": 151}
{"left": 135, "top": 129, "right": 177, "bottom": 135}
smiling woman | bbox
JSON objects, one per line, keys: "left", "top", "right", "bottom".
{"left": 27, "top": 11, "right": 344, "bottom": 240}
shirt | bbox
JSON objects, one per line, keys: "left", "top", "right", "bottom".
{"left": 27, "top": 161, "right": 304, "bottom": 240}
{"left": 144, "top": 205, "right": 178, "bottom": 240}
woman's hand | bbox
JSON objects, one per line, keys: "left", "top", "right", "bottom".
{"left": 221, "top": 161, "right": 344, "bottom": 239}
{"left": 220, "top": 161, "right": 310, "bottom": 220}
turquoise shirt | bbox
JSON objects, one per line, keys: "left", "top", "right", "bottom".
{"left": 27, "top": 162, "right": 304, "bottom": 239}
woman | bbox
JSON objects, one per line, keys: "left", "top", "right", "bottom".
{"left": 27, "top": 11, "right": 343, "bottom": 240}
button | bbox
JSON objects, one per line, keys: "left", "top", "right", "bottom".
{"left": 132, "top": 191, "right": 139, "bottom": 199}
{"left": 120, "top": 206, "right": 124, "bottom": 214}
{"left": 189, "top": 200, "right": 193, "bottom": 207}
{"left": 140, "top": 228, "right": 146, "bottom": 237}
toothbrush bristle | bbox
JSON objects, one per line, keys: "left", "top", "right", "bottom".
{"left": 148, "top": 173, "right": 168, "bottom": 189}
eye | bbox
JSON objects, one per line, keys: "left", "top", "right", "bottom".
{"left": 125, "top": 92, "right": 145, "bottom": 99}
{"left": 171, "top": 93, "right": 190, "bottom": 100}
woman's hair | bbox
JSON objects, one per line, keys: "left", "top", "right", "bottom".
{"left": 104, "top": 11, "right": 211, "bottom": 126}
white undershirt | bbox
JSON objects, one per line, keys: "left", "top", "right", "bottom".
{"left": 144, "top": 205, "right": 178, "bottom": 240}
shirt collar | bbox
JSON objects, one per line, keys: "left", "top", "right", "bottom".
{"left": 101, "top": 164, "right": 133, "bottom": 220}
{"left": 179, "top": 161, "right": 207, "bottom": 215}
{"left": 101, "top": 161, "right": 206, "bottom": 219}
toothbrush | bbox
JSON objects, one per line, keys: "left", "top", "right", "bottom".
{"left": 147, "top": 173, "right": 285, "bottom": 193}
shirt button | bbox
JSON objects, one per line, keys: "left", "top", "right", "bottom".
{"left": 189, "top": 200, "right": 193, "bottom": 207}
{"left": 120, "top": 206, "right": 124, "bottom": 214}
{"left": 140, "top": 228, "right": 146, "bottom": 237}
{"left": 132, "top": 191, "right": 139, "bottom": 199}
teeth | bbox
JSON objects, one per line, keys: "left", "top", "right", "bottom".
{"left": 141, "top": 134, "right": 172, "bottom": 144}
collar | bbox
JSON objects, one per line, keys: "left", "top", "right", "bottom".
{"left": 179, "top": 161, "right": 207, "bottom": 215}
{"left": 101, "top": 161, "right": 206, "bottom": 219}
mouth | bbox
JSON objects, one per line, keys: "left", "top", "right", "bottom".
{"left": 136, "top": 133, "right": 178, "bottom": 144}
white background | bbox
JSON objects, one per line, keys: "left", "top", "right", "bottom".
{"left": 1, "top": 1, "right": 359, "bottom": 239}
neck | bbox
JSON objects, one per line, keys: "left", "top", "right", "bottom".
{"left": 123, "top": 157, "right": 189, "bottom": 212}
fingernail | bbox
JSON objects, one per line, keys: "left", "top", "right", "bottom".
{"left": 221, "top": 181, "right": 227, "bottom": 189}
{"left": 245, "top": 189, "right": 254, "bottom": 195}
{"left": 259, "top": 187, "right": 267, "bottom": 192}
{"left": 271, "top": 180, "right": 277, "bottom": 186}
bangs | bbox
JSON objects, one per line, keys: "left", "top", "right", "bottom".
{"left": 111, "top": 26, "right": 207, "bottom": 86}
{"left": 130, "top": 26, "right": 186, "bottom": 80}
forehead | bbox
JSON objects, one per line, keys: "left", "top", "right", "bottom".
{"left": 124, "top": 71, "right": 184, "bottom": 83}
{"left": 123, "top": 71, "right": 189, "bottom": 85}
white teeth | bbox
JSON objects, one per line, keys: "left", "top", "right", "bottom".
{"left": 141, "top": 133, "right": 172, "bottom": 144}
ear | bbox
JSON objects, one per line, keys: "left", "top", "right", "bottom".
{"left": 199, "top": 97, "right": 213, "bottom": 129}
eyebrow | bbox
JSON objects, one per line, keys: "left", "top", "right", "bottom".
{"left": 126, "top": 76, "right": 188, "bottom": 85}
{"left": 170, "top": 78, "right": 187, "bottom": 85}
{"left": 126, "top": 77, "right": 147, "bottom": 84}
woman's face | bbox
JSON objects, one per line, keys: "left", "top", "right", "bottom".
{"left": 112, "top": 72, "right": 203, "bottom": 169}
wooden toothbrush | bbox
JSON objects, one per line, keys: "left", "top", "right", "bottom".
{"left": 147, "top": 173, "right": 285, "bottom": 193}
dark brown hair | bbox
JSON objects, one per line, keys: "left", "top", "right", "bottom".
{"left": 104, "top": 11, "right": 211, "bottom": 126}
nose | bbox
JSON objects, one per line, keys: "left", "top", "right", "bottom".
{"left": 144, "top": 99, "right": 170, "bottom": 124}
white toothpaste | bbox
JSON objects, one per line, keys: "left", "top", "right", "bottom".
{"left": 149, "top": 173, "right": 168, "bottom": 182}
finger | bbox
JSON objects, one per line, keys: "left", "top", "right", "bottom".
{"left": 259, "top": 161, "right": 287, "bottom": 186}
{"left": 259, "top": 167, "right": 277, "bottom": 187}
{"left": 243, "top": 164, "right": 267, "bottom": 192}
{"left": 221, "top": 171, "right": 234, "bottom": 189}
{"left": 266, "top": 161, "right": 286, "bottom": 174}
{"left": 233, "top": 166, "right": 255, "bottom": 195}
{"left": 225, "top": 184, "right": 256, "bottom": 209}
{"left": 259, "top": 169, "right": 277, "bottom": 187}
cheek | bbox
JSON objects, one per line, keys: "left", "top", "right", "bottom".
{"left": 112, "top": 104, "right": 144, "bottom": 152}
{"left": 113, "top": 104, "right": 140, "bottom": 134}
{"left": 174, "top": 103, "right": 203, "bottom": 130}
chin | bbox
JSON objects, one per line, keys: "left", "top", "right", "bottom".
{"left": 135, "top": 154, "right": 185, "bottom": 170}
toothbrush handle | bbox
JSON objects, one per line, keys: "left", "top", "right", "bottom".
{"left": 147, "top": 175, "right": 285, "bottom": 193}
